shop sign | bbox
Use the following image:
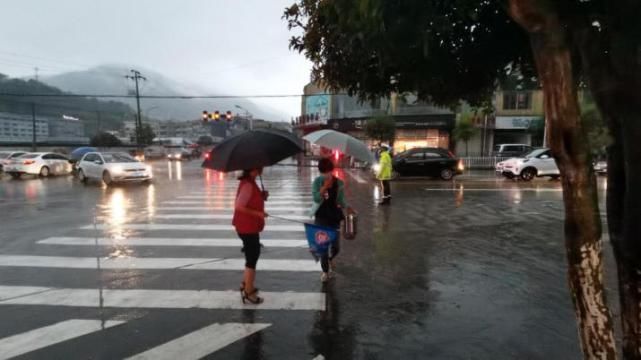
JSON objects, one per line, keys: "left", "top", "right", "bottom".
{"left": 396, "top": 120, "right": 451, "bottom": 128}
{"left": 495, "top": 116, "right": 543, "bottom": 129}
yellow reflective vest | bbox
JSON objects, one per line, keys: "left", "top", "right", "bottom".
{"left": 377, "top": 150, "right": 393, "bottom": 180}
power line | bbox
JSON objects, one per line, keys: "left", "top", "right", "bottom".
{"left": 0, "top": 92, "right": 335, "bottom": 99}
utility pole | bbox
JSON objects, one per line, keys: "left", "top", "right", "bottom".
{"left": 34, "top": 67, "right": 39, "bottom": 82}
{"left": 31, "top": 103, "right": 37, "bottom": 151}
{"left": 125, "top": 69, "right": 146, "bottom": 145}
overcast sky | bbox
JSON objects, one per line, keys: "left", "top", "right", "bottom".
{"left": 0, "top": 0, "right": 311, "bottom": 119}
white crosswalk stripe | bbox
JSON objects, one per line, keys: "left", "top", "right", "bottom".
{"left": 0, "top": 286, "right": 326, "bottom": 311}
{"left": 125, "top": 323, "right": 271, "bottom": 360}
{"left": 38, "top": 237, "right": 308, "bottom": 248}
{"left": 82, "top": 223, "right": 303, "bottom": 232}
{"left": 0, "top": 255, "right": 318, "bottom": 271}
{"left": 178, "top": 195, "right": 309, "bottom": 200}
{"left": 153, "top": 214, "right": 311, "bottom": 220}
{"left": 154, "top": 206, "right": 310, "bottom": 212}
{"left": 0, "top": 319, "right": 126, "bottom": 360}
{"left": 162, "top": 200, "right": 311, "bottom": 205}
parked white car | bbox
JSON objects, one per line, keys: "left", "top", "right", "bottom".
{"left": 497, "top": 148, "right": 560, "bottom": 181}
{"left": 0, "top": 151, "right": 27, "bottom": 172}
{"left": 77, "top": 152, "right": 152, "bottom": 185}
{"left": 4, "top": 152, "right": 71, "bottom": 179}
{"left": 4, "top": 152, "right": 72, "bottom": 178}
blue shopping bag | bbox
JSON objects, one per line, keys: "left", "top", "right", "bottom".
{"left": 304, "top": 223, "right": 339, "bottom": 256}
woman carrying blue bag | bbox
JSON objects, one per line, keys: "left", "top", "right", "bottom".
{"left": 312, "top": 158, "right": 353, "bottom": 282}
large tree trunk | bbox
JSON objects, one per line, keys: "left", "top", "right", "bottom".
{"left": 574, "top": 2, "right": 641, "bottom": 355}
{"left": 508, "top": 2, "right": 617, "bottom": 359}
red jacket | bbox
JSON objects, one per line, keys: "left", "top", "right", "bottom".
{"left": 232, "top": 179, "right": 265, "bottom": 234}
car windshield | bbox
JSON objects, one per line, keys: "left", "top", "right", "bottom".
{"left": 524, "top": 149, "right": 548, "bottom": 159}
{"left": 103, "top": 153, "right": 137, "bottom": 163}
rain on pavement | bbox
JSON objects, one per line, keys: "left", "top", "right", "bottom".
{"left": 0, "top": 159, "right": 612, "bottom": 359}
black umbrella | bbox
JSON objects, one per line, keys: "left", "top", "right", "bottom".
{"left": 202, "top": 128, "right": 304, "bottom": 172}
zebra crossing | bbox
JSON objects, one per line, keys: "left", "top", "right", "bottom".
{"left": 0, "top": 173, "right": 326, "bottom": 359}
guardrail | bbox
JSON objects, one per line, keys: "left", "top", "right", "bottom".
{"left": 461, "top": 156, "right": 511, "bottom": 170}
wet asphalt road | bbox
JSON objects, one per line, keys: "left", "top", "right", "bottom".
{"left": 0, "top": 160, "right": 612, "bottom": 359}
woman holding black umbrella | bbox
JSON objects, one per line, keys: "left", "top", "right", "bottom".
{"left": 233, "top": 167, "right": 269, "bottom": 304}
{"left": 202, "top": 128, "right": 304, "bottom": 303}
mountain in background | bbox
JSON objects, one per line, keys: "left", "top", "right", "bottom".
{"left": 0, "top": 73, "right": 132, "bottom": 135}
{"left": 42, "top": 65, "right": 288, "bottom": 122}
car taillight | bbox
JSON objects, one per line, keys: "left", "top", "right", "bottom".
{"left": 205, "top": 153, "right": 210, "bottom": 160}
{"left": 23, "top": 160, "right": 35, "bottom": 165}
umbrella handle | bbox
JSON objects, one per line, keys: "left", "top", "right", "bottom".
{"left": 259, "top": 175, "right": 265, "bottom": 192}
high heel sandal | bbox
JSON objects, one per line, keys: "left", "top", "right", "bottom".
{"left": 241, "top": 288, "right": 264, "bottom": 305}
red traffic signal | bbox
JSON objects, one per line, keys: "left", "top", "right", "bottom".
{"left": 202, "top": 111, "right": 209, "bottom": 122}
{"left": 225, "top": 111, "right": 232, "bottom": 122}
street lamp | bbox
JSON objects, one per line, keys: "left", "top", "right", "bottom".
{"left": 235, "top": 104, "right": 253, "bottom": 130}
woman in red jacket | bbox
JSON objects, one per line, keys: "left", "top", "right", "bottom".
{"left": 233, "top": 168, "right": 268, "bottom": 304}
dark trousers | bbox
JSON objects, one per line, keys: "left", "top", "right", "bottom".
{"left": 315, "top": 218, "right": 341, "bottom": 273}
{"left": 238, "top": 233, "right": 260, "bottom": 269}
{"left": 381, "top": 180, "right": 391, "bottom": 199}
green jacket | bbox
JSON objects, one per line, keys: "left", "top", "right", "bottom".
{"left": 377, "top": 150, "right": 393, "bottom": 180}
{"left": 310, "top": 176, "right": 347, "bottom": 217}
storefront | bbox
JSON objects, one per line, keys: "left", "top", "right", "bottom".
{"left": 327, "top": 114, "right": 455, "bottom": 154}
{"left": 493, "top": 116, "right": 544, "bottom": 147}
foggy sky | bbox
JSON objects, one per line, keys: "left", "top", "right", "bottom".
{"left": 0, "top": 0, "right": 311, "bottom": 119}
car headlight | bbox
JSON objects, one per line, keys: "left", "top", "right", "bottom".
{"left": 372, "top": 164, "right": 381, "bottom": 173}
{"left": 146, "top": 165, "right": 153, "bottom": 176}
{"left": 112, "top": 165, "right": 123, "bottom": 173}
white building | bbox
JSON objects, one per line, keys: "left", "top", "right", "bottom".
{"left": 0, "top": 113, "right": 48, "bottom": 142}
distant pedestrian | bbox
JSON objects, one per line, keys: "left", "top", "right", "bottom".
{"left": 377, "top": 144, "right": 393, "bottom": 205}
{"left": 312, "top": 158, "right": 352, "bottom": 282}
{"left": 233, "top": 168, "right": 269, "bottom": 304}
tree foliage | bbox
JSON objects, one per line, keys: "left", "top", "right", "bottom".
{"left": 139, "top": 123, "right": 156, "bottom": 146}
{"left": 285, "top": 0, "right": 533, "bottom": 107}
{"left": 581, "top": 100, "right": 610, "bottom": 159}
{"left": 453, "top": 114, "right": 478, "bottom": 156}
{"left": 364, "top": 115, "right": 395, "bottom": 145}
{"left": 90, "top": 132, "right": 122, "bottom": 147}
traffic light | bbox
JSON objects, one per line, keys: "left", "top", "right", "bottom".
{"left": 202, "top": 110, "right": 208, "bottom": 122}
{"left": 214, "top": 111, "right": 220, "bottom": 121}
{"left": 225, "top": 111, "right": 232, "bottom": 122}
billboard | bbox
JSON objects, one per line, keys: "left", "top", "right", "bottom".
{"left": 305, "top": 94, "right": 330, "bottom": 122}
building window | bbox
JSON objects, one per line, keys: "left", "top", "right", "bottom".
{"left": 503, "top": 92, "right": 532, "bottom": 110}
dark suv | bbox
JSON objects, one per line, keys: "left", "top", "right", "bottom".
{"left": 393, "top": 147, "right": 463, "bottom": 180}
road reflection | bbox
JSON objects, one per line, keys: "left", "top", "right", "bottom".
{"left": 101, "top": 188, "right": 134, "bottom": 258}
{"left": 166, "top": 161, "right": 183, "bottom": 181}
{"left": 146, "top": 184, "right": 156, "bottom": 220}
